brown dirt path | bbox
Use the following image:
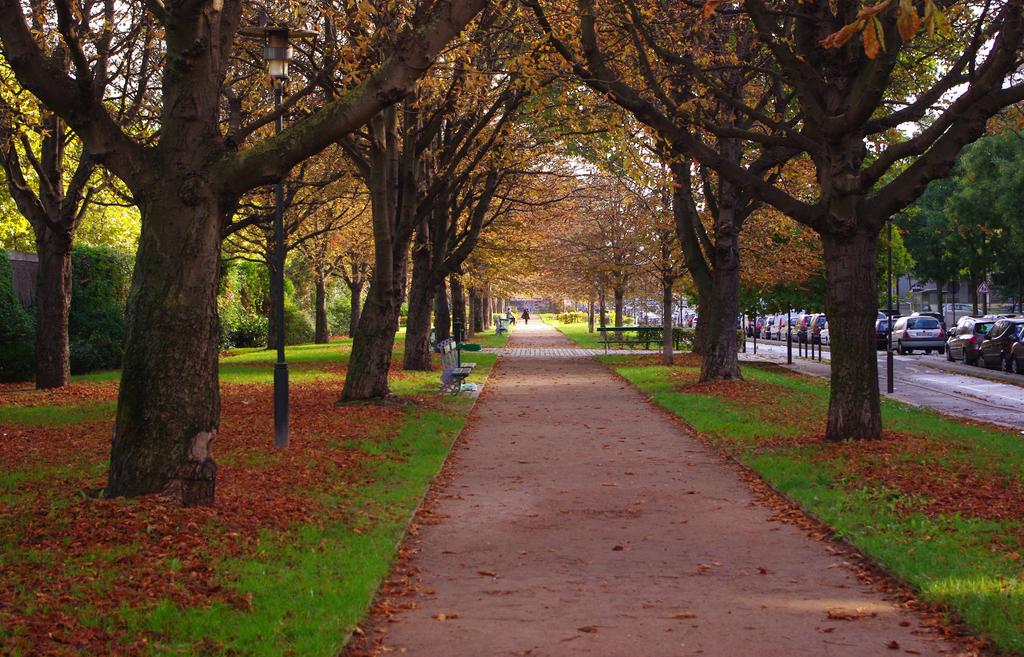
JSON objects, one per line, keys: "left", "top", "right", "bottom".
{"left": 349, "top": 321, "right": 961, "bottom": 656}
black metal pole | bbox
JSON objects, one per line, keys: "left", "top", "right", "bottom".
{"left": 887, "top": 218, "right": 894, "bottom": 394}
{"left": 786, "top": 309, "right": 792, "bottom": 364}
{"left": 273, "top": 83, "right": 289, "bottom": 449}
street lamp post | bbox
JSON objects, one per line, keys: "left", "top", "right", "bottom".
{"left": 241, "top": 16, "right": 316, "bottom": 449}
{"left": 887, "top": 218, "right": 894, "bottom": 394}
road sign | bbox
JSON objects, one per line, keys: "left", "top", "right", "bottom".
{"left": 978, "top": 281, "right": 989, "bottom": 295}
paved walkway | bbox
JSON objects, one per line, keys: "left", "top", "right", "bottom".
{"left": 349, "top": 321, "right": 960, "bottom": 657}
{"left": 481, "top": 346, "right": 671, "bottom": 358}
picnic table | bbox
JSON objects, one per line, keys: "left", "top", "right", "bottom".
{"left": 596, "top": 325, "right": 668, "bottom": 354}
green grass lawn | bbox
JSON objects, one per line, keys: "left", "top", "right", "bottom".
{"left": 606, "top": 356, "right": 1024, "bottom": 655}
{"left": 542, "top": 316, "right": 608, "bottom": 349}
{"left": 1, "top": 334, "right": 494, "bottom": 657}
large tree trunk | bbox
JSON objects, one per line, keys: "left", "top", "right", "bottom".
{"left": 34, "top": 227, "right": 73, "bottom": 388}
{"left": 341, "top": 107, "right": 416, "bottom": 401}
{"left": 823, "top": 228, "right": 883, "bottom": 441}
{"left": 343, "top": 277, "right": 400, "bottom": 400}
{"left": 470, "top": 286, "right": 484, "bottom": 333}
{"left": 699, "top": 203, "right": 742, "bottom": 382}
{"left": 107, "top": 191, "right": 221, "bottom": 506}
{"left": 693, "top": 294, "right": 709, "bottom": 355}
{"left": 670, "top": 160, "right": 714, "bottom": 357}
{"left": 314, "top": 267, "right": 329, "bottom": 344}
{"left": 599, "top": 289, "right": 607, "bottom": 327}
{"left": 481, "top": 285, "right": 491, "bottom": 329}
{"left": 661, "top": 278, "right": 674, "bottom": 366}
{"left": 613, "top": 286, "right": 625, "bottom": 327}
{"left": 434, "top": 282, "right": 450, "bottom": 341}
{"left": 403, "top": 226, "right": 435, "bottom": 371}
{"left": 347, "top": 280, "right": 363, "bottom": 337}
{"left": 450, "top": 274, "right": 466, "bottom": 338}
{"left": 587, "top": 297, "right": 595, "bottom": 333}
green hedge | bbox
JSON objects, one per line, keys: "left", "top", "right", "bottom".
{"left": 0, "top": 253, "right": 35, "bottom": 381}
{"left": 69, "top": 247, "right": 132, "bottom": 374}
{"left": 556, "top": 311, "right": 589, "bottom": 324}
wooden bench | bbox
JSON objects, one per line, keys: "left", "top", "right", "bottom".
{"left": 598, "top": 338, "right": 655, "bottom": 349}
{"left": 494, "top": 316, "right": 510, "bottom": 335}
{"left": 438, "top": 338, "right": 476, "bottom": 395}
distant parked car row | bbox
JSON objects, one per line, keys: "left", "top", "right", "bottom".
{"left": 750, "top": 310, "right": 1024, "bottom": 375}
{"left": 755, "top": 312, "right": 829, "bottom": 344}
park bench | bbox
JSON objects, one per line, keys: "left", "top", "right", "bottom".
{"left": 437, "top": 338, "right": 479, "bottom": 395}
{"left": 495, "top": 316, "right": 510, "bottom": 335}
{"left": 596, "top": 326, "right": 662, "bottom": 351}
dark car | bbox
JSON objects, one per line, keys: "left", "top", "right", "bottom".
{"left": 875, "top": 319, "right": 892, "bottom": 350}
{"left": 946, "top": 316, "right": 995, "bottom": 365}
{"left": 979, "top": 318, "right": 1024, "bottom": 371}
{"left": 809, "top": 313, "right": 827, "bottom": 344}
{"left": 892, "top": 315, "right": 946, "bottom": 355}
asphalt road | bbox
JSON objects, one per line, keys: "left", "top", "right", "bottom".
{"left": 741, "top": 339, "right": 1024, "bottom": 431}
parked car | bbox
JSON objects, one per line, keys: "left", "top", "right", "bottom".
{"left": 793, "top": 312, "right": 812, "bottom": 343}
{"left": 911, "top": 311, "right": 946, "bottom": 331}
{"left": 892, "top": 315, "right": 946, "bottom": 355}
{"left": 819, "top": 321, "right": 830, "bottom": 346}
{"left": 782, "top": 313, "right": 798, "bottom": 339}
{"left": 979, "top": 318, "right": 1024, "bottom": 370}
{"left": 809, "top": 313, "right": 827, "bottom": 344}
{"left": 946, "top": 316, "right": 996, "bottom": 365}
{"left": 1010, "top": 338, "right": 1024, "bottom": 374}
{"left": 875, "top": 318, "right": 892, "bottom": 350}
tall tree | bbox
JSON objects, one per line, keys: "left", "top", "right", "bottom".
{"left": 529, "top": 1, "right": 798, "bottom": 380}
{"left": 535, "top": 0, "right": 1024, "bottom": 439}
{"left": 0, "top": 92, "right": 96, "bottom": 388}
{"left": 0, "top": 0, "right": 489, "bottom": 504}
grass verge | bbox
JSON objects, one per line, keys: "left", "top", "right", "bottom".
{"left": 542, "top": 317, "right": 607, "bottom": 349}
{"left": 604, "top": 355, "right": 1024, "bottom": 655}
{"left": 1, "top": 336, "right": 493, "bottom": 657}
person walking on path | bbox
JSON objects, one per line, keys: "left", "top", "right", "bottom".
{"left": 520, "top": 308, "right": 530, "bottom": 325}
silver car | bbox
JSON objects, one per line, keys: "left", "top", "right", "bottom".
{"left": 893, "top": 316, "right": 946, "bottom": 355}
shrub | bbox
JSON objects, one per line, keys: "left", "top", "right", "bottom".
{"left": 0, "top": 253, "right": 35, "bottom": 381}
{"left": 672, "top": 326, "right": 695, "bottom": 351}
{"left": 284, "top": 298, "right": 314, "bottom": 345}
{"left": 328, "top": 289, "right": 352, "bottom": 335}
{"left": 219, "top": 304, "right": 268, "bottom": 350}
{"left": 69, "top": 247, "right": 131, "bottom": 374}
{"left": 557, "top": 310, "right": 588, "bottom": 324}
